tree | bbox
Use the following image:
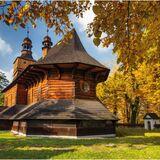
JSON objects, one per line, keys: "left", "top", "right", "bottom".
{"left": 97, "top": 59, "right": 160, "bottom": 125}
{"left": 0, "top": 1, "right": 90, "bottom": 36}
{"left": 88, "top": 1, "right": 160, "bottom": 68}
{"left": 0, "top": 71, "right": 9, "bottom": 106}
{"left": 97, "top": 72, "right": 128, "bottom": 123}
{"left": 135, "top": 62, "right": 160, "bottom": 116}
{"left": 97, "top": 70, "right": 142, "bottom": 125}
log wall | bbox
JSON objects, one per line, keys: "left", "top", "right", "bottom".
{"left": 13, "top": 58, "right": 34, "bottom": 80}
{"left": 11, "top": 120, "right": 116, "bottom": 136}
{"left": 47, "top": 79, "right": 75, "bottom": 99}
{"left": 17, "top": 84, "right": 27, "bottom": 105}
{"left": 27, "top": 120, "right": 77, "bottom": 136}
{"left": 27, "top": 78, "right": 47, "bottom": 104}
{"left": 4, "top": 67, "right": 100, "bottom": 106}
{"left": 4, "top": 84, "right": 27, "bottom": 107}
{"left": 4, "top": 85, "right": 17, "bottom": 107}
{"left": 27, "top": 71, "right": 75, "bottom": 104}
{"left": 76, "top": 120, "right": 116, "bottom": 136}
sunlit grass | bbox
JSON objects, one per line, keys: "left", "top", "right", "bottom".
{"left": 145, "top": 132, "right": 160, "bottom": 137}
{"left": 0, "top": 128, "right": 159, "bottom": 159}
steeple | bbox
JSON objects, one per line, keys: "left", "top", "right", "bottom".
{"left": 42, "top": 28, "right": 53, "bottom": 58}
{"left": 13, "top": 33, "right": 35, "bottom": 80}
{"left": 21, "top": 37, "right": 33, "bottom": 59}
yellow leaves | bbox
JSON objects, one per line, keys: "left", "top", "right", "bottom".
{"left": 94, "top": 30, "right": 102, "bottom": 38}
{"left": 93, "top": 37, "right": 100, "bottom": 46}
{"left": 0, "top": 15, "right": 2, "bottom": 21}
{"left": 87, "top": 1, "right": 160, "bottom": 68}
{"left": 97, "top": 58, "right": 160, "bottom": 123}
{"left": 93, "top": 5, "right": 101, "bottom": 15}
{"left": 18, "top": 13, "right": 23, "bottom": 19}
{"left": 8, "top": 18, "right": 14, "bottom": 24}
{"left": 0, "top": 1, "right": 90, "bottom": 35}
{"left": 14, "top": 25, "right": 18, "bottom": 30}
{"left": 20, "top": 23, "right": 25, "bottom": 28}
{"left": 32, "top": 23, "right": 36, "bottom": 29}
{"left": 23, "top": 2, "right": 30, "bottom": 12}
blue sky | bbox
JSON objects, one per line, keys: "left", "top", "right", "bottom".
{"left": 0, "top": 8, "right": 117, "bottom": 82}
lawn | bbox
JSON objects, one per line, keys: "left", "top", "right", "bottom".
{"left": 0, "top": 128, "right": 160, "bottom": 159}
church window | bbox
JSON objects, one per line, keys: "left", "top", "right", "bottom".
{"left": 80, "top": 81, "right": 90, "bottom": 93}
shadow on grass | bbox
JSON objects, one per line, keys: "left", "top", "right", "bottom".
{"left": 0, "top": 129, "right": 160, "bottom": 159}
{"left": 0, "top": 148, "right": 75, "bottom": 159}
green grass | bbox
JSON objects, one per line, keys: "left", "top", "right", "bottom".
{"left": 0, "top": 128, "right": 160, "bottom": 159}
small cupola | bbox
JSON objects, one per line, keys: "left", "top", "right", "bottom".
{"left": 21, "top": 37, "right": 32, "bottom": 55}
{"left": 42, "top": 35, "right": 52, "bottom": 58}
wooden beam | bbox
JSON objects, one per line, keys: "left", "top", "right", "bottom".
{"left": 53, "top": 64, "right": 61, "bottom": 79}
{"left": 32, "top": 66, "right": 47, "bottom": 74}
{"left": 18, "top": 76, "right": 34, "bottom": 86}
{"left": 84, "top": 66, "right": 95, "bottom": 73}
{"left": 26, "top": 70, "right": 42, "bottom": 80}
{"left": 23, "top": 73, "right": 40, "bottom": 84}
{"left": 18, "top": 81, "right": 29, "bottom": 89}
{"left": 21, "top": 80, "right": 32, "bottom": 87}
{"left": 30, "top": 67, "right": 47, "bottom": 80}
{"left": 95, "top": 70, "right": 109, "bottom": 82}
{"left": 83, "top": 66, "right": 95, "bottom": 80}
{"left": 72, "top": 63, "right": 79, "bottom": 79}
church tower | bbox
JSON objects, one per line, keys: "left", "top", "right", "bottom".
{"left": 13, "top": 37, "right": 35, "bottom": 80}
{"left": 42, "top": 35, "right": 52, "bottom": 58}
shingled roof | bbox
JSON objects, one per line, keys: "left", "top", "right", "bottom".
{"left": 0, "top": 99, "right": 118, "bottom": 121}
{"left": 19, "top": 53, "right": 34, "bottom": 60}
{"left": 0, "top": 105, "right": 28, "bottom": 120}
{"left": 36, "top": 29, "right": 106, "bottom": 68}
{"left": 143, "top": 113, "right": 160, "bottom": 119}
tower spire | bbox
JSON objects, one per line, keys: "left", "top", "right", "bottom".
{"left": 21, "top": 27, "right": 32, "bottom": 56}
{"left": 27, "top": 26, "right": 29, "bottom": 38}
{"left": 42, "top": 27, "right": 53, "bottom": 58}
{"left": 13, "top": 28, "right": 35, "bottom": 80}
{"left": 47, "top": 27, "right": 49, "bottom": 36}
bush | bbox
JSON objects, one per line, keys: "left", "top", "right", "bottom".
{"left": 154, "top": 124, "right": 160, "bottom": 129}
{"left": 116, "top": 127, "right": 145, "bottom": 137}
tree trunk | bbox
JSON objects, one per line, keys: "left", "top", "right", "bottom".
{"left": 130, "top": 97, "right": 140, "bottom": 125}
{"left": 124, "top": 93, "right": 131, "bottom": 123}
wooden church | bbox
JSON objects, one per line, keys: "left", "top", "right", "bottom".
{"left": 0, "top": 29, "right": 117, "bottom": 138}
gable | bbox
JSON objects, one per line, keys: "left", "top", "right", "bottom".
{"left": 144, "top": 113, "right": 160, "bottom": 119}
{"left": 145, "top": 115, "right": 151, "bottom": 119}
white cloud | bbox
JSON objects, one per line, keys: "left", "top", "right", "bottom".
{"left": 76, "top": 1, "right": 113, "bottom": 54}
{"left": 0, "top": 37, "right": 13, "bottom": 56}
{"left": 78, "top": 10, "right": 95, "bottom": 31}
{"left": 96, "top": 43, "right": 113, "bottom": 53}
{"left": 0, "top": 68, "right": 13, "bottom": 82}
{"left": 78, "top": 0, "right": 95, "bottom": 31}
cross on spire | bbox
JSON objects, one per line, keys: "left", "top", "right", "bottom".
{"left": 27, "top": 26, "right": 29, "bottom": 38}
{"left": 47, "top": 27, "right": 49, "bottom": 36}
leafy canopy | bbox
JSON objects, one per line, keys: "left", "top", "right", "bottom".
{"left": 0, "top": 72, "right": 9, "bottom": 106}
{"left": 88, "top": 1, "right": 160, "bottom": 68}
{"left": 0, "top": 1, "right": 90, "bottom": 35}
